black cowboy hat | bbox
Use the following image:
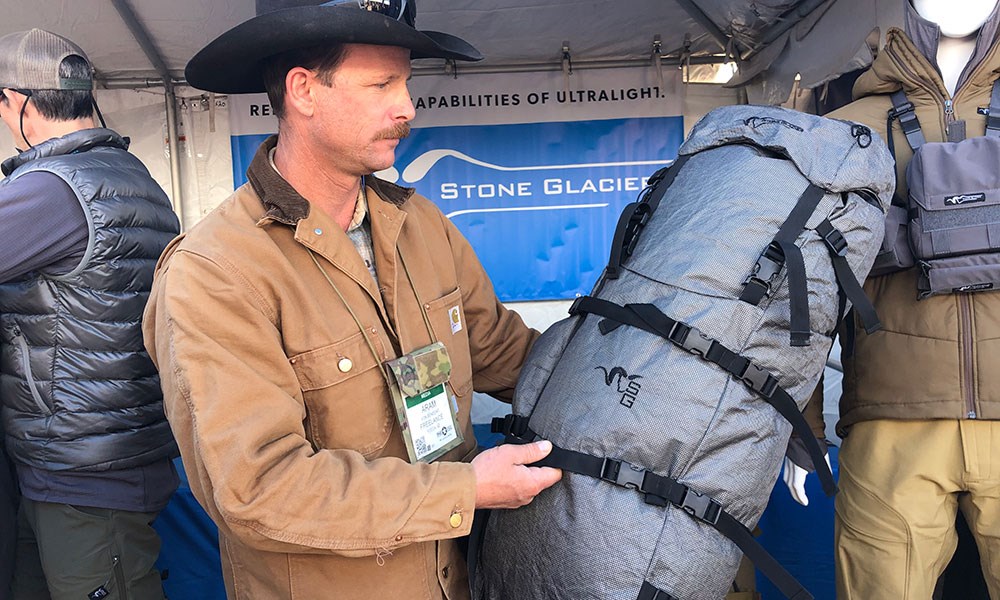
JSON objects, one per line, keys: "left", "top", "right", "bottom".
{"left": 185, "top": 0, "right": 482, "bottom": 94}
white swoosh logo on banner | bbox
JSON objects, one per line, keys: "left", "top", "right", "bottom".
{"left": 446, "top": 203, "right": 608, "bottom": 219}
{"left": 399, "top": 149, "right": 672, "bottom": 183}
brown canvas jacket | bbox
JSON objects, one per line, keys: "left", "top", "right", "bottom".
{"left": 142, "top": 136, "right": 539, "bottom": 600}
{"left": 813, "top": 22, "right": 1000, "bottom": 439}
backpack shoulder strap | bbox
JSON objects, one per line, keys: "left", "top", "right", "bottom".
{"left": 887, "top": 89, "right": 926, "bottom": 157}
{"left": 987, "top": 80, "right": 1000, "bottom": 138}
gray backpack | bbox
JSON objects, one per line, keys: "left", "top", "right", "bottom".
{"left": 472, "top": 105, "right": 894, "bottom": 600}
{"left": 871, "top": 82, "right": 1000, "bottom": 297}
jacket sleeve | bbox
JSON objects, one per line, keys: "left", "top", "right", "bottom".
{"left": 786, "top": 377, "right": 829, "bottom": 471}
{"left": 440, "top": 214, "right": 540, "bottom": 402}
{"left": 143, "top": 248, "right": 477, "bottom": 556}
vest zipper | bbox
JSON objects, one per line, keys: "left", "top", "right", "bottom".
{"left": 959, "top": 295, "right": 977, "bottom": 418}
{"left": 11, "top": 325, "right": 51, "bottom": 416}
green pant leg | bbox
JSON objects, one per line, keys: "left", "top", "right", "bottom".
{"left": 13, "top": 499, "right": 165, "bottom": 600}
{"left": 11, "top": 499, "right": 48, "bottom": 600}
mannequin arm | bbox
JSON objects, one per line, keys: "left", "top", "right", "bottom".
{"left": 783, "top": 379, "right": 830, "bottom": 506}
{"left": 782, "top": 453, "right": 831, "bottom": 507}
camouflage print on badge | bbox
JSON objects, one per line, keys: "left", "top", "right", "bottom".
{"left": 385, "top": 342, "right": 452, "bottom": 398}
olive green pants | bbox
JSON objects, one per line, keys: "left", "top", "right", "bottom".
{"left": 835, "top": 419, "right": 1000, "bottom": 599}
{"left": 12, "top": 498, "right": 165, "bottom": 600}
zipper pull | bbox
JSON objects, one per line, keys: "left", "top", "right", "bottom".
{"left": 945, "top": 98, "right": 955, "bottom": 122}
{"left": 12, "top": 324, "right": 21, "bottom": 337}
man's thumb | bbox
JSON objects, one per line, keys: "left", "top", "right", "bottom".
{"left": 516, "top": 439, "right": 553, "bottom": 465}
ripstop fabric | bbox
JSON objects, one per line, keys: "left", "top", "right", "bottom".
{"left": 474, "top": 104, "right": 895, "bottom": 600}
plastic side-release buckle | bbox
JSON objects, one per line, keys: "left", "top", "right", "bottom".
{"left": 888, "top": 100, "right": 915, "bottom": 120}
{"left": 667, "top": 321, "right": 714, "bottom": 358}
{"left": 743, "top": 243, "right": 784, "bottom": 296}
{"left": 624, "top": 204, "right": 653, "bottom": 257}
{"left": 737, "top": 362, "right": 779, "bottom": 398}
{"left": 600, "top": 458, "right": 647, "bottom": 491}
{"left": 679, "top": 487, "right": 722, "bottom": 525}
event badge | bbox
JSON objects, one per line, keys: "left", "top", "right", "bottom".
{"left": 384, "top": 342, "right": 463, "bottom": 463}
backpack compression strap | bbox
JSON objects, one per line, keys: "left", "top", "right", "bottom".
{"left": 739, "top": 184, "right": 824, "bottom": 346}
{"left": 570, "top": 296, "right": 838, "bottom": 497}
{"left": 816, "top": 219, "right": 880, "bottom": 334}
{"left": 491, "top": 415, "right": 815, "bottom": 600}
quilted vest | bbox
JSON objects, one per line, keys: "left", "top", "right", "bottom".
{"left": 0, "top": 128, "right": 180, "bottom": 471}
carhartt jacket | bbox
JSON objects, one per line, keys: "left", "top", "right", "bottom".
{"left": 143, "top": 136, "right": 538, "bottom": 600}
{"left": 813, "top": 12, "right": 1000, "bottom": 438}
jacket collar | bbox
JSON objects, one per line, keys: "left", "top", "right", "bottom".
{"left": 903, "top": 0, "right": 1000, "bottom": 89}
{"left": 246, "top": 135, "right": 416, "bottom": 227}
{"left": 2, "top": 128, "right": 128, "bottom": 176}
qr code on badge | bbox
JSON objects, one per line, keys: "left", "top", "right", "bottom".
{"left": 414, "top": 437, "right": 430, "bottom": 456}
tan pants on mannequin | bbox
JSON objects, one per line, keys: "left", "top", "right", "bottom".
{"left": 835, "top": 419, "right": 1000, "bottom": 599}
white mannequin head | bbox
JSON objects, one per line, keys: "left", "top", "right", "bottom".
{"left": 912, "top": 0, "right": 998, "bottom": 37}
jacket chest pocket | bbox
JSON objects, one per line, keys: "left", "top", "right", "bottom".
{"left": 288, "top": 331, "right": 393, "bottom": 457}
{"left": 422, "top": 287, "right": 473, "bottom": 402}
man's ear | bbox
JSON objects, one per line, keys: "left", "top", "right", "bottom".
{"left": 283, "top": 67, "right": 317, "bottom": 119}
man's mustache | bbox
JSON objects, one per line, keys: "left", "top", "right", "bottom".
{"left": 375, "top": 122, "right": 411, "bottom": 140}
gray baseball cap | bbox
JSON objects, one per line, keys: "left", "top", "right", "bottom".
{"left": 0, "top": 29, "right": 93, "bottom": 91}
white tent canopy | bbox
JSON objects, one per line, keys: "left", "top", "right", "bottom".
{"left": 0, "top": 0, "right": 902, "bottom": 102}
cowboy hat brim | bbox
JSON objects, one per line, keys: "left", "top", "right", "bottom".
{"left": 185, "top": 4, "right": 482, "bottom": 94}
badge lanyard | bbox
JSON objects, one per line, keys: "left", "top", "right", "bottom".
{"left": 306, "top": 209, "right": 463, "bottom": 463}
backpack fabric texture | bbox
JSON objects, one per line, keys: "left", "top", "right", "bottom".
{"left": 473, "top": 104, "right": 894, "bottom": 600}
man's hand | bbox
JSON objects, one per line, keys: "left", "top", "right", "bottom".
{"left": 471, "top": 441, "right": 563, "bottom": 509}
{"left": 781, "top": 454, "right": 831, "bottom": 507}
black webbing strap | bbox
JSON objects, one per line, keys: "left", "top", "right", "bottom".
{"left": 638, "top": 582, "right": 680, "bottom": 600}
{"left": 988, "top": 80, "right": 1000, "bottom": 138}
{"left": 887, "top": 89, "right": 925, "bottom": 158}
{"left": 497, "top": 432, "right": 814, "bottom": 600}
{"left": 570, "top": 296, "right": 837, "bottom": 497}
{"left": 606, "top": 157, "right": 690, "bottom": 280}
{"left": 740, "top": 185, "right": 825, "bottom": 346}
{"left": 815, "top": 219, "right": 881, "bottom": 335}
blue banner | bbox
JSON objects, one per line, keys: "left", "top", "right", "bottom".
{"left": 391, "top": 117, "right": 682, "bottom": 301}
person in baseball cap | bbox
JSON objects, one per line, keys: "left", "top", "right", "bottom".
{"left": 0, "top": 28, "right": 180, "bottom": 600}
{"left": 145, "top": 2, "right": 561, "bottom": 599}
{"left": 0, "top": 28, "right": 109, "bottom": 148}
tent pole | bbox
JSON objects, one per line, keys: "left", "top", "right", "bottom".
{"left": 164, "top": 82, "right": 185, "bottom": 229}
{"left": 109, "top": 0, "right": 185, "bottom": 226}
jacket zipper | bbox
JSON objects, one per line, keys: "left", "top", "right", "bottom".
{"left": 12, "top": 325, "right": 51, "bottom": 416}
{"left": 960, "top": 295, "right": 977, "bottom": 418}
{"left": 112, "top": 555, "right": 131, "bottom": 600}
{"left": 887, "top": 45, "right": 979, "bottom": 418}
{"left": 886, "top": 46, "right": 953, "bottom": 132}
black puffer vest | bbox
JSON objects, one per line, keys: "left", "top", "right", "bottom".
{"left": 0, "top": 129, "right": 180, "bottom": 471}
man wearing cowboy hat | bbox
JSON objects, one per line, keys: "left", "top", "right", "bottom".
{"left": 143, "top": 1, "right": 561, "bottom": 598}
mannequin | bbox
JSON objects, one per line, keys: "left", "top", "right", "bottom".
{"left": 782, "top": 0, "right": 999, "bottom": 504}
{"left": 915, "top": 0, "right": 998, "bottom": 93}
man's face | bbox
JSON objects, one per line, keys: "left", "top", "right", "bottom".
{"left": 309, "top": 43, "right": 414, "bottom": 176}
